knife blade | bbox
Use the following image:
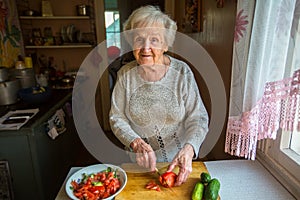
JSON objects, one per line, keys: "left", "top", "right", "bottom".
{"left": 155, "top": 167, "right": 161, "bottom": 176}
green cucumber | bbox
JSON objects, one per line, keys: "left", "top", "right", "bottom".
{"left": 204, "top": 178, "right": 220, "bottom": 200}
{"left": 200, "top": 172, "right": 211, "bottom": 184}
{"left": 191, "top": 182, "right": 204, "bottom": 200}
{"left": 93, "top": 181, "right": 103, "bottom": 186}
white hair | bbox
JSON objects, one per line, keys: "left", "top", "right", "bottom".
{"left": 123, "top": 5, "right": 177, "bottom": 47}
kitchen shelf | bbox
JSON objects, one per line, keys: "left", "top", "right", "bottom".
{"left": 17, "top": 0, "right": 97, "bottom": 73}
{"left": 19, "top": 16, "right": 90, "bottom": 20}
{"left": 25, "top": 43, "right": 93, "bottom": 49}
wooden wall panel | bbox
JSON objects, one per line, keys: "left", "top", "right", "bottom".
{"left": 174, "top": 0, "right": 237, "bottom": 160}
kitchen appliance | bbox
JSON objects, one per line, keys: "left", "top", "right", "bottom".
{"left": 0, "top": 79, "right": 21, "bottom": 105}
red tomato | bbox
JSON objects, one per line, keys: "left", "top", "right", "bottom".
{"left": 99, "top": 172, "right": 106, "bottom": 182}
{"left": 145, "top": 180, "right": 161, "bottom": 191}
{"left": 108, "top": 178, "right": 121, "bottom": 194}
{"left": 107, "top": 172, "right": 114, "bottom": 180}
{"left": 71, "top": 180, "right": 79, "bottom": 189}
{"left": 88, "top": 186, "right": 105, "bottom": 194}
{"left": 102, "top": 191, "right": 111, "bottom": 199}
{"left": 159, "top": 172, "right": 177, "bottom": 188}
{"left": 83, "top": 190, "right": 96, "bottom": 199}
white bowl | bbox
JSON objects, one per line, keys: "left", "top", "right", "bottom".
{"left": 65, "top": 164, "right": 127, "bottom": 200}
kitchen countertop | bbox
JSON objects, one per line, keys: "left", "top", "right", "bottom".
{"left": 0, "top": 88, "right": 72, "bottom": 133}
{"left": 204, "top": 159, "right": 296, "bottom": 200}
{"left": 56, "top": 162, "right": 212, "bottom": 200}
{"left": 55, "top": 160, "right": 296, "bottom": 200}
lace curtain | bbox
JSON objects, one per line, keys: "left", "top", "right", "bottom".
{"left": 225, "top": 0, "right": 300, "bottom": 160}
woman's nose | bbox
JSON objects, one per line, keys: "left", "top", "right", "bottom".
{"left": 140, "top": 40, "right": 151, "bottom": 52}
{"left": 142, "top": 39, "right": 151, "bottom": 49}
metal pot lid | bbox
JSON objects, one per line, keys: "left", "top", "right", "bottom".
{"left": 13, "top": 68, "right": 35, "bottom": 75}
{"left": 0, "top": 79, "right": 20, "bottom": 87}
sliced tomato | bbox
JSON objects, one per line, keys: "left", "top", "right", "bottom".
{"left": 145, "top": 180, "right": 161, "bottom": 191}
{"left": 99, "top": 172, "right": 106, "bottom": 182}
{"left": 71, "top": 180, "right": 79, "bottom": 190}
{"left": 159, "top": 171, "right": 177, "bottom": 188}
{"left": 102, "top": 191, "right": 111, "bottom": 198}
{"left": 107, "top": 172, "right": 115, "bottom": 180}
{"left": 88, "top": 185, "right": 105, "bottom": 194}
{"left": 82, "top": 190, "right": 97, "bottom": 200}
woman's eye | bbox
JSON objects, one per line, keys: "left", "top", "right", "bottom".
{"left": 151, "top": 37, "right": 159, "bottom": 43}
{"left": 135, "top": 37, "right": 144, "bottom": 43}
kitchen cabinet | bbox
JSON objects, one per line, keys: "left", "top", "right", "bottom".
{"left": 16, "top": 0, "right": 98, "bottom": 72}
{"left": 0, "top": 90, "right": 97, "bottom": 200}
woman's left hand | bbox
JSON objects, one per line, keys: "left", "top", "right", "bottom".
{"left": 167, "top": 144, "right": 194, "bottom": 186}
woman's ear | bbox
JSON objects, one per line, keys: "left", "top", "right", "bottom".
{"left": 163, "top": 44, "right": 169, "bottom": 53}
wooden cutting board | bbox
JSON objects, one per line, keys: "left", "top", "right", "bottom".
{"left": 116, "top": 162, "right": 220, "bottom": 200}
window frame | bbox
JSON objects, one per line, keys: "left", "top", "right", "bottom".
{"left": 290, "top": 130, "right": 300, "bottom": 154}
{"left": 257, "top": 130, "right": 300, "bottom": 199}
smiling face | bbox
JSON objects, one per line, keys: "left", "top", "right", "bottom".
{"left": 132, "top": 25, "right": 168, "bottom": 66}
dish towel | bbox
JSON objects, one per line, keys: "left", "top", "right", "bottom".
{"left": 46, "top": 109, "right": 66, "bottom": 139}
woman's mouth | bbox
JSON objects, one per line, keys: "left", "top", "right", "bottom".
{"left": 141, "top": 54, "right": 152, "bottom": 57}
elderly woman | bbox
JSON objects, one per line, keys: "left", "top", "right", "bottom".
{"left": 109, "top": 5, "right": 209, "bottom": 186}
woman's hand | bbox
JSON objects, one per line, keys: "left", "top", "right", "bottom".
{"left": 167, "top": 143, "right": 194, "bottom": 186}
{"left": 130, "top": 138, "right": 157, "bottom": 171}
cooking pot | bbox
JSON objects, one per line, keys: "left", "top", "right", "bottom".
{"left": 0, "top": 67, "right": 9, "bottom": 82}
{"left": 0, "top": 79, "right": 20, "bottom": 105}
{"left": 13, "top": 68, "right": 36, "bottom": 88}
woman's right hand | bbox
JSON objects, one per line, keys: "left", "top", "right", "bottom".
{"left": 130, "top": 138, "right": 157, "bottom": 171}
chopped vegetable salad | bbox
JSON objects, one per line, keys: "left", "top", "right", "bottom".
{"left": 70, "top": 167, "right": 121, "bottom": 200}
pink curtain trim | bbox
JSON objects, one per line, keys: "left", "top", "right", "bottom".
{"left": 225, "top": 69, "right": 300, "bottom": 160}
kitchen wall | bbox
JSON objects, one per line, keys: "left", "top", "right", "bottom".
{"left": 174, "top": 0, "right": 237, "bottom": 160}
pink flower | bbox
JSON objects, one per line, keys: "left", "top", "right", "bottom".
{"left": 234, "top": 9, "right": 249, "bottom": 43}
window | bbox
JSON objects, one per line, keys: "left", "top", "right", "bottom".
{"left": 104, "top": 0, "right": 121, "bottom": 48}
{"left": 281, "top": 130, "right": 300, "bottom": 164}
{"left": 279, "top": 8, "right": 300, "bottom": 165}
{"left": 279, "top": 69, "right": 300, "bottom": 165}
{"left": 104, "top": 11, "right": 121, "bottom": 48}
{"left": 256, "top": 2, "right": 300, "bottom": 198}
